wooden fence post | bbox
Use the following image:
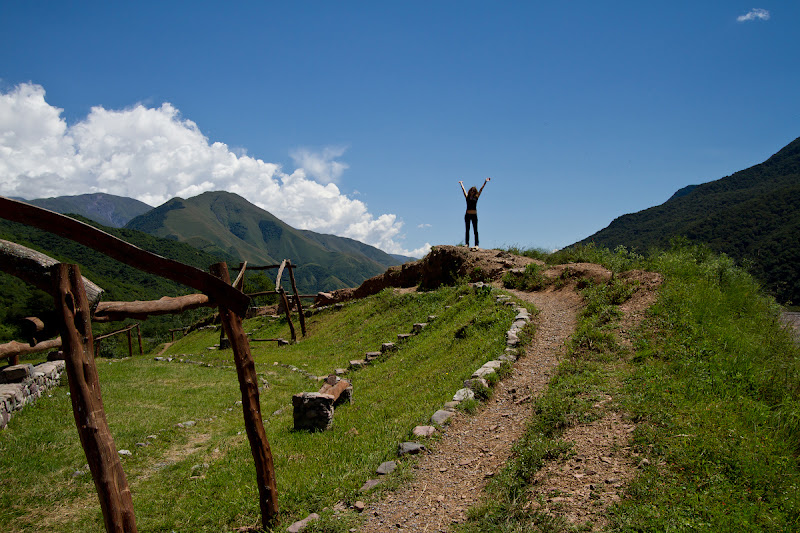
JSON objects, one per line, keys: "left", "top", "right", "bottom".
{"left": 136, "top": 324, "right": 143, "bottom": 355}
{"left": 209, "top": 262, "right": 279, "bottom": 528}
{"left": 286, "top": 261, "right": 306, "bottom": 337}
{"left": 51, "top": 264, "right": 137, "bottom": 533}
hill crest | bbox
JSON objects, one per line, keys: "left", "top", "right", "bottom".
{"left": 578, "top": 135, "right": 800, "bottom": 304}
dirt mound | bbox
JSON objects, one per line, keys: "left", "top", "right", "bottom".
{"left": 316, "top": 246, "right": 539, "bottom": 305}
{"left": 542, "top": 262, "right": 613, "bottom": 287}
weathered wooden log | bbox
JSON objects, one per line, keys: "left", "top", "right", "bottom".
{"left": 0, "top": 239, "right": 104, "bottom": 308}
{"left": 210, "top": 262, "right": 278, "bottom": 527}
{"left": 318, "top": 376, "right": 353, "bottom": 405}
{"left": 233, "top": 261, "right": 247, "bottom": 290}
{"left": 93, "top": 294, "right": 212, "bottom": 322}
{"left": 52, "top": 263, "right": 137, "bottom": 532}
{"left": 0, "top": 197, "right": 249, "bottom": 315}
{"left": 286, "top": 260, "right": 306, "bottom": 337}
{"left": 0, "top": 337, "right": 62, "bottom": 364}
{"left": 293, "top": 375, "right": 352, "bottom": 431}
{"left": 278, "top": 288, "right": 296, "bottom": 342}
{"left": 21, "top": 316, "right": 45, "bottom": 346}
{"left": 94, "top": 324, "right": 144, "bottom": 358}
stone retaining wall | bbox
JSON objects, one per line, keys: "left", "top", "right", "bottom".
{"left": 0, "top": 360, "right": 66, "bottom": 429}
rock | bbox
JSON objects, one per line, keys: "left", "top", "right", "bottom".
{"left": 380, "top": 342, "right": 396, "bottom": 353}
{"left": 482, "top": 360, "right": 503, "bottom": 369}
{"left": 118, "top": 449, "right": 132, "bottom": 456}
{"left": 465, "top": 377, "right": 489, "bottom": 390}
{"left": 471, "top": 367, "right": 496, "bottom": 379}
{"left": 453, "top": 388, "right": 475, "bottom": 402}
{"left": 364, "top": 351, "right": 381, "bottom": 361}
{"left": 47, "top": 350, "right": 65, "bottom": 361}
{"left": 506, "top": 331, "right": 519, "bottom": 346}
{"left": 431, "top": 410, "right": 454, "bottom": 425}
{"left": 398, "top": 442, "right": 426, "bottom": 456}
{"left": 315, "top": 292, "right": 335, "bottom": 306}
{"left": 177, "top": 420, "right": 196, "bottom": 428}
{"left": 292, "top": 392, "right": 335, "bottom": 431}
{"left": 412, "top": 322, "right": 428, "bottom": 333}
{"left": 360, "top": 479, "right": 381, "bottom": 492}
{"left": 498, "top": 354, "right": 517, "bottom": 363}
{"left": 349, "top": 360, "right": 367, "bottom": 369}
{"left": 397, "top": 333, "right": 413, "bottom": 342}
{"left": 443, "top": 401, "right": 460, "bottom": 410}
{"left": 354, "top": 500, "right": 366, "bottom": 512}
{"left": 377, "top": 461, "right": 397, "bottom": 475}
{"left": 412, "top": 425, "right": 436, "bottom": 437}
{"left": 287, "top": 512, "right": 320, "bottom": 533}
{"left": 0, "top": 364, "right": 33, "bottom": 384}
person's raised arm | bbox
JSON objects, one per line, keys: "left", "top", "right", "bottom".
{"left": 458, "top": 180, "right": 467, "bottom": 198}
{"left": 478, "top": 177, "right": 491, "bottom": 196}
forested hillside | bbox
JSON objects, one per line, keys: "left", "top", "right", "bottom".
{"left": 578, "top": 136, "right": 800, "bottom": 304}
{"left": 125, "top": 190, "right": 399, "bottom": 293}
{"left": 0, "top": 216, "right": 275, "bottom": 343}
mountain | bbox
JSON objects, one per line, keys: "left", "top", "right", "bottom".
{"left": 0, "top": 214, "right": 237, "bottom": 342}
{"left": 125, "top": 190, "right": 401, "bottom": 293}
{"left": 24, "top": 193, "right": 152, "bottom": 228}
{"left": 577, "top": 136, "right": 800, "bottom": 304}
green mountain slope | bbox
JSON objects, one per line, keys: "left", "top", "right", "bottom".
{"left": 578, "top": 136, "right": 800, "bottom": 304}
{"left": 25, "top": 193, "right": 152, "bottom": 228}
{"left": 0, "top": 215, "right": 237, "bottom": 342}
{"left": 125, "top": 191, "right": 399, "bottom": 293}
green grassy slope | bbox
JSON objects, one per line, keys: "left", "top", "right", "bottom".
{"left": 460, "top": 244, "right": 800, "bottom": 532}
{"left": 0, "top": 285, "right": 520, "bottom": 532}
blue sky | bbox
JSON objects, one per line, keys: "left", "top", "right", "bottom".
{"left": 1, "top": 2, "right": 798, "bottom": 256}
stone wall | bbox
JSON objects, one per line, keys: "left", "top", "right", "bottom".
{"left": 0, "top": 359, "right": 66, "bottom": 429}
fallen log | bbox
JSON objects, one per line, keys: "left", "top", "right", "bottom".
{"left": 93, "top": 294, "right": 212, "bottom": 322}
{"left": 0, "top": 338, "right": 62, "bottom": 364}
{"left": 0, "top": 239, "right": 104, "bottom": 308}
{"left": 292, "top": 375, "right": 352, "bottom": 431}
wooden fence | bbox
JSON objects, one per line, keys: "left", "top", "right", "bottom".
{"left": 0, "top": 196, "right": 279, "bottom": 531}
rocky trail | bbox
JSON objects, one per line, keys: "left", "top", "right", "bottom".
{"left": 353, "top": 248, "right": 660, "bottom": 532}
{"left": 359, "top": 287, "right": 584, "bottom": 532}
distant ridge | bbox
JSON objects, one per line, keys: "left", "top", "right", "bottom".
{"left": 25, "top": 193, "right": 152, "bottom": 228}
{"left": 125, "top": 190, "right": 403, "bottom": 293}
{"left": 578, "top": 136, "right": 800, "bottom": 304}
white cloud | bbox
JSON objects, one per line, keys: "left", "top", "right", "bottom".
{"left": 737, "top": 8, "right": 770, "bottom": 22}
{"left": 407, "top": 243, "right": 432, "bottom": 259}
{"left": 0, "top": 82, "right": 422, "bottom": 255}
{"left": 289, "top": 146, "right": 349, "bottom": 184}
{"left": 417, "top": 223, "right": 432, "bottom": 229}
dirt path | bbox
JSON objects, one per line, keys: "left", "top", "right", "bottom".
{"left": 359, "top": 288, "right": 582, "bottom": 532}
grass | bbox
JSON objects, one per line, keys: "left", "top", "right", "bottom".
{"left": 0, "top": 284, "right": 519, "bottom": 532}
{"left": 610, "top": 245, "right": 800, "bottom": 531}
{"left": 5, "top": 242, "right": 800, "bottom": 531}
{"left": 461, "top": 242, "right": 800, "bottom": 532}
